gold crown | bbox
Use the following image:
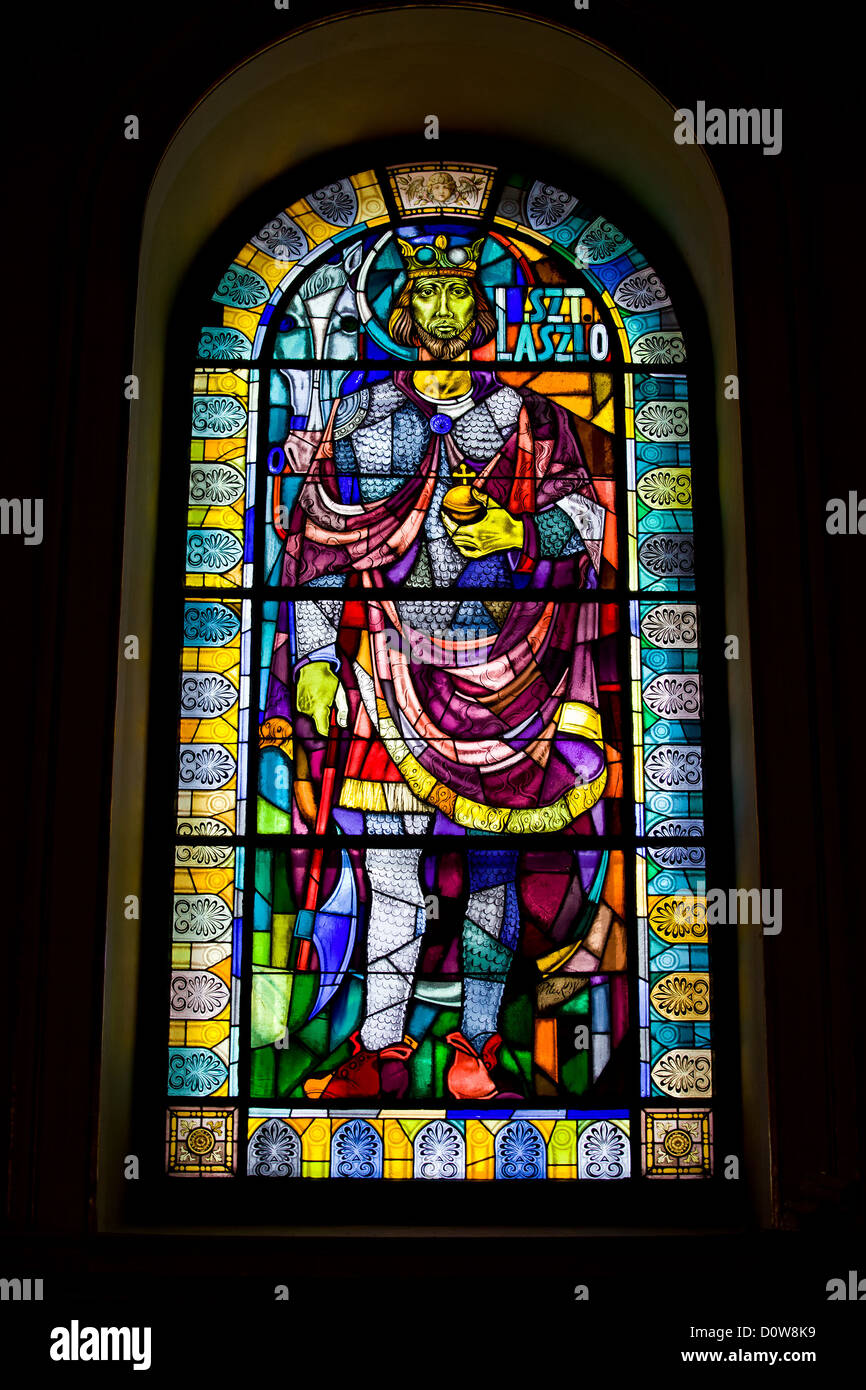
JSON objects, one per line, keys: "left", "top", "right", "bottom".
{"left": 397, "top": 233, "right": 484, "bottom": 278}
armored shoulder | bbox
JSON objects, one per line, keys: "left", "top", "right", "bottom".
{"left": 332, "top": 388, "right": 370, "bottom": 440}
{"left": 452, "top": 386, "right": 523, "bottom": 460}
{"left": 485, "top": 385, "right": 522, "bottom": 433}
{"left": 366, "top": 378, "right": 408, "bottom": 422}
{"left": 333, "top": 378, "right": 408, "bottom": 440}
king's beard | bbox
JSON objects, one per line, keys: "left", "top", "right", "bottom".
{"left": 413, "top": 319, "right": 475, "bottom": 360}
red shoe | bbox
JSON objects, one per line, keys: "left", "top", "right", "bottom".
{"left": 303, "top": 1030, "right": 414, "bottom": 1101}
{"left": 445, "top": 1030, "right": 523, "bottom": 1100}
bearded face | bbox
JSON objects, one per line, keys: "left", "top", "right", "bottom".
{"left": 388, "top": 270, "right": 497, "bottom": 358}
{"left": 409, "top": 275, "right": 476, "bottom": 359}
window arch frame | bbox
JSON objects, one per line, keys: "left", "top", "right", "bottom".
{"left": 101, "top": 8, "right": 767, "bottom": 1235}
{"left": 120, "top": 136, "right": 743, "bottom": 1232}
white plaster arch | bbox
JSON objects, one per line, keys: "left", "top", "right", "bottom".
{"left": 101, "top": 5, "right": 767, "bottom": 1230}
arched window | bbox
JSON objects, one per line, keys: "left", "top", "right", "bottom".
{"left": 155, "top": 154, "right": 721, "bottom": 1207}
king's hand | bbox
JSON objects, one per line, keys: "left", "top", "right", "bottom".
{"left": 441, "top": 488, "right": 525, "bottom": 558}
{"left": 296, "top": 661, "right": 349, "bottom": 738}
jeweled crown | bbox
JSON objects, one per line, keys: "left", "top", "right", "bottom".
{"left": 397, "top": 233, "right": 484, "bottom": 279}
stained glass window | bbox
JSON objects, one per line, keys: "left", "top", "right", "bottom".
{"left": 164, "top": 161, "right": 714, "bottom": 1188}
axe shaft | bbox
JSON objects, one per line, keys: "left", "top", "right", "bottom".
{"left": 296, "top": 703, "right": 340, "bottom": 971}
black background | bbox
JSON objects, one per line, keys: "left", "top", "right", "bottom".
{"left": 3, "top": 0, "right": 863, "bottom": 1373}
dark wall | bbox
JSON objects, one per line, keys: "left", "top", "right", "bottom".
{"left": 5, "top": 0, "right": 862, "bottom": 1243}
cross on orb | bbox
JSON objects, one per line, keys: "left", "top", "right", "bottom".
{"left": 452, "top": 459, "right": 477, "bottom": 485}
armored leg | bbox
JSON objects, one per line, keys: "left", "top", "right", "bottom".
{"left": 359, "top": 845, "right": 426, "bottom": 1051}
{"left": 460, "top": 850, "right": 520, "bottom": 1050}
